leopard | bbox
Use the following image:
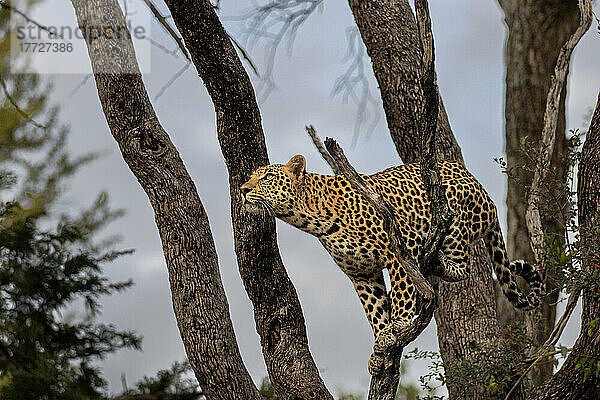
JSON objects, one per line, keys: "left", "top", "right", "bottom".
{"left": 241, "top": 155, "right": 545, "bottom": 375}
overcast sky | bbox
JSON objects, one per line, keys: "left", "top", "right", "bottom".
{"left": 13, "top": 0, "right": 600, "bottom": 396}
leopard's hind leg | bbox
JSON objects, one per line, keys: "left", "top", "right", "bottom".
{"left": 434, "top": 219, "right": 471, "bottom": 282}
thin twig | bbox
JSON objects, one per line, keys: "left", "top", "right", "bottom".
{"left": 504, "top": 354, "right": 544, "bottom": 400}
{"left": 331, "top": 26, "right": 380, "bottom": 146}
{"left": 0, "top": 0, "right": 62, "bottom": 38}
{"left": 142, "top": 0, "right": 258, "bottom": 83}
{"left": 229, "top": 34, "right": 260, "bottom": 76}
{"left": 141, "top": 0, "right": 190, "bottom": 61}
{"left": 145, "top": 36, "right": 182, "bottom": 57}
{"left": 304, "top": 125, "right": 341, "bottom": 175}
{"left": 69, "top": 74, "right": 93, "bottom": 96}
{"left": 155, "top": 61, "right": 191, "bottom": 100}
{"left": 0, "top": 75, "right": 46, "bottom": 129}
{"left": 226, "top": 0, "right": 322, "bottom": 101}
{"left": 545, "top": 290, "right": 580, "bottom": 347}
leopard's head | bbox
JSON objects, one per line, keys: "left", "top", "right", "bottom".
{"left": 241, "top": 155, "right": 306, "bottom": 216}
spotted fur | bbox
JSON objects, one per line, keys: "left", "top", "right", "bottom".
{"left": 241, "top": 155, "right": 545, "bottom": 373}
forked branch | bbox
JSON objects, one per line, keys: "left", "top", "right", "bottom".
{"left": 525, "top": 0, "right": 593, "bottom": 265}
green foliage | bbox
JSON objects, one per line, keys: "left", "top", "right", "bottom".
{"left": 404, "top": 324, "right": 542, "bottom": 400}
{"left": 113, "top": 361, "right": 203, "bottom": 400}
{"left": 403, "top": 349, "right": 444, "bottom": 399}
{"left": 496, "top": 130, "right": 600, "bottom": 296}
{"left": 0, "top": 3, "right": 141, "bottom": 399}
{"left": 258, "top": 376, "right": 276, "bottom": 399}
{"left": 0, "top": 192, "right": 140, "bottom": 399}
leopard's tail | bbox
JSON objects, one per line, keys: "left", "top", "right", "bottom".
{"left": 483, "top": 220, "right": 545, "bottom": 310}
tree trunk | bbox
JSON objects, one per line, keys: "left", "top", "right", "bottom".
{"left": 497, "top": 0, "right": 581, "bottom": 386}
{"left": 526, "top": 93, "right": 600, "bottom": 399}
{"left": 69, "top": 1, "right": 262, "bottom": 399}
{"left": 348, "top": 1, "right": 502, "bottom": 398}
{"left": 161, "top": 1, "right": 333, "bottom": 399}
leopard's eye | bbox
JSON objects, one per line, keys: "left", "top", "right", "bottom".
{"left": 264, "top": 173, "right": 275, "bottom": 181}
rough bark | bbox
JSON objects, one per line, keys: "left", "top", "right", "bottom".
{"left": 497, "top": 0, "right": 581, "bottom": 385}
{"left": 347, "top": 0, "right": 463, "bottom": 166}
{"left": 69, "top": 1, "right": 261, "bottom": 399}
{"left": 525, "top": 93, "right": 600, "bottom": 399}
{"left": 162, "top": 1, "right": 332, "bottom": 399}
{"left": 348, "top": 1, "right": 501, "bottom": 399}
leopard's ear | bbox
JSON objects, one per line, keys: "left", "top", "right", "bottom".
{"left": 284, "top": 155, "right": 306, "bottom": 179}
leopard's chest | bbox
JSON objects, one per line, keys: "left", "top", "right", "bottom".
{"left": 319, "top": 228, "right": 390, "bottom": 276}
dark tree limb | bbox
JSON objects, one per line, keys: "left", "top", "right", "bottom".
{"left": 323, "top": 138, "right": 436, "bottom": 400}
{"left": 162, "top": 1, "right": 332, "bottom": 399}
{"left": 69, "top": 1, "right": 261, "bottom": 398}
{"left": 413, "top": 0, "right": 455, "bottom": 273}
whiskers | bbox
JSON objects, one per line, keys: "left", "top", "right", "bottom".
{"left": 257, "top": 199, "right": 276, "bottom": 218}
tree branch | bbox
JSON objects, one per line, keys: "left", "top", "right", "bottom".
{"left": 162, "top": 1, "right": 332, "bottom": 398}
{"left": 69, "top": 0, "right": 261, "bottom": 398}
{"left": 0, "top": 75, "right": 46, "bottom": 129}
{"left": 323, "top": 138, "right": 436, "bottom": 400}
{"left": 525, "top": 0, "right": 593, "bottom": 264}
{"left": 348, "top": 1, "right": 502, "bottom": 398}
{"left": 413, "top": 0, "right": 455, "bottom": 273}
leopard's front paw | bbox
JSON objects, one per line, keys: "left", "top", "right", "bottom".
{"left": 373, "top": 325, "right": 397, "bottom": 354}
{"left": 368, "top": 351, "right": 385, "bottom": 376}
{"left": 368, "top": 325, "right": 397, "bottom": 376}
